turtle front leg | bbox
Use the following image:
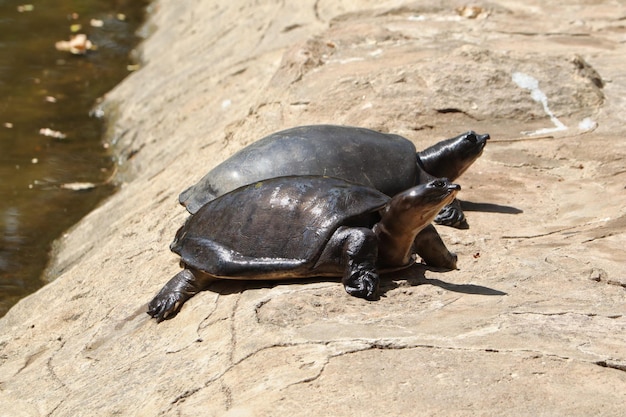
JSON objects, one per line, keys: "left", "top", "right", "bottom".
{"left": 413, "top": 224, "right": 458, "bottom": 270}
{"left": 434, "top": 199, "right": 468, "bottom": 229}
{"left": 344, "top": 260, "right": 379, "bottom": 300}
{"left": 147, "top": 268, "right": 214, "bottom": 323}
{"left": 321, "top": 226, "right": 379, "bottom": 300}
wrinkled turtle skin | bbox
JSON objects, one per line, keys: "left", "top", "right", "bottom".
{"left": 179, "top": 124, "right": 489, "bottom": 228}
{"left": 148, "top": 176, "right": 460, "bottom": 322}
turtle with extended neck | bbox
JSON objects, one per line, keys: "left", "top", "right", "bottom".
{"left": 148, "top": 176, "right": 460, "bottom": 322}
{"left": 179, "top": 124, "right": 489, "bottom": 228}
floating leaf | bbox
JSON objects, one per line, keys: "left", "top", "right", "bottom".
{"left": 55, "top": 34, "right": 95, "bottom": 55}
{"left": 60, "top": 182, "right": 97, "bottom": 191}
{"left": 17, "top": 4, "right": 34, "bottom": 12}
{"left": 39, "top": 127, "right": 67, "bottom": 139}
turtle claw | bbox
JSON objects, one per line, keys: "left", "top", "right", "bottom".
{"left": 343, "top": 265, "right": 379, "bottom": 300}
{"left": 434, "top": 200, "right": 468, "bottom": 229}
{"left": 147, "top": 291, "right": 187, "bottom": 323}
{"left": 147, "top": 269, "right": 202, "bottom": 323}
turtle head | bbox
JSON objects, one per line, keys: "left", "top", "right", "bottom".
{"left": 374, "top": 178, "right": 460, "bottom": 267}
{"left": 418, "top": 131, "right": 490, "bottom": 181}
{"left": 383, "top": 178, "right": 460, "bottom": 232}
{"left": 401, "top": 178, "right": 460, "bottom": 214}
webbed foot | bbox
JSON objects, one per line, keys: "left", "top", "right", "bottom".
{"left": 147, "top": 269, "right": 207, "bottom": 323}
{"left": 148, "top": 290, "right": 190, "bottom": 323}
{"left": 343, "top": 263, "right": 379, "bottom": 300}
{"left": 434, "top": 199, "right": 468, "bottom": 229}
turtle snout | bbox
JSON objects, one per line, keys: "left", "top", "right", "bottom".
{"left": 466, "top": 131, "right": 490, "bottom": 147}
{"left": 477, "top": 133, "right": 490, "bottom": 149}
{"left": 448, "top": 183, "right": 461, "bottom": 192}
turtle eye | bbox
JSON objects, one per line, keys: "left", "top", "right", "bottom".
{"left": 432, "top": 179, "right": 448, "bottom": 188}
{"left": 465, "top": 131, "right": 478, "bottom": 144}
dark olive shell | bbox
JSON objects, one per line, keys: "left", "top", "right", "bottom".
{"left": 179, "top": 125, "right": 417, "bottom": 214}
{"left": 172, "top": 176, "right": 389, "bottom": 278}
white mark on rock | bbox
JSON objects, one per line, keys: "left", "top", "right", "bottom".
{"left": 221, "top": 99, "right": 232, "bottom": 109}
{"left": 408, "top": 15, "right": 426, "bottom": 21}
{"left": 512, "top": 72, "right": 567, "bottom": 136}
{"left": 578, "top": 117, "right": 597, "bottom": 132}
{"left": 328, "top": 57, "right": 365, "bottom": 65}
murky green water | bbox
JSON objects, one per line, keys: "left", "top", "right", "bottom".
{"left": 0, "top": 0, "right": 148, "bottom": 316}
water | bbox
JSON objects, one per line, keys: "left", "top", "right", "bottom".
{"left": 0, "top": 0, "right": 148, "bottom": 316}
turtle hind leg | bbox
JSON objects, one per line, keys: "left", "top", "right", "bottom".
{"left": 147, "top": 268, "right": 214, "bottom": 323}
{"left": 434, "top": 199, "right": 469, "bottom": 229}
{"left": 319, "top": 226, "right": 380, "bottom": 300}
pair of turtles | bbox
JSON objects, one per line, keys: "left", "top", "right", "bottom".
{"left": 148, "top": 125, "right": 489, "bottom": 322}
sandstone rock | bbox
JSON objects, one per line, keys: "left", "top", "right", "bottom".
{"left": 0, "top": 1, "right": 624, "bottom": 415}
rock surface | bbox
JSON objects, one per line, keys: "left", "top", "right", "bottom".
{"left": 1, "top": 0, "right": 625, "bottom": 415}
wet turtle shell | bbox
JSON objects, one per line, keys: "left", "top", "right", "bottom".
{"left": 172, "top": 176, "right": 390, "bottom": 279}
{"left": 178, "top": 124, "right": 488, "bottom": 227}
{"left": 180, "top": 125, "right": 416, "bottom": 214}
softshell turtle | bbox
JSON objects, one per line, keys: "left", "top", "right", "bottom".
{"left": 148, "top": 176, "right": 460, "bottom": 322}
{"left": 179, "top": 124, "right": 489, "bottom": 228}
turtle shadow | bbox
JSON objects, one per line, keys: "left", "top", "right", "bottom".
{"left": 207, "top": 276, "right": 341, "bottom": 296}
{"left": 460, "top": 199, "right": 523, "bottom": 215}
{"left": 207, "top": 263, "right": 507, "bottom": 298}
{"left": 379, "top": 263, "right": 507, "bottom": 297}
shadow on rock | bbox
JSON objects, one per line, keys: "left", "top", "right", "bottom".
{"left": 461, "top": 200, "right": 523, "bottom": 215}
{"left": 380, "top": 263, "right": 507, "bottom": 297}
{"left": 206, "top": 276, "right": 340, "bottom": 296}
{"left": 206, "top": 263, "right": 507, "bottom": 298}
